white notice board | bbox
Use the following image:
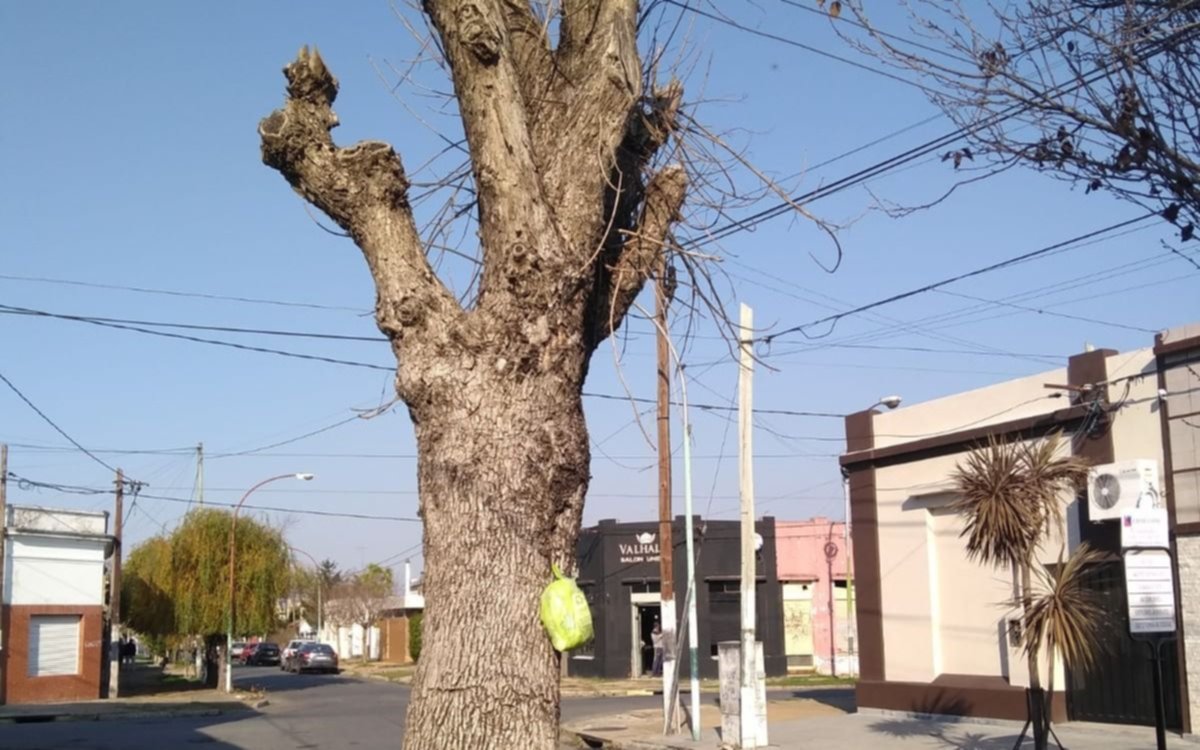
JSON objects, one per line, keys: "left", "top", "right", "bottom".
{"left": 1123, "top": 548, "right": 1177, "bottom": 637}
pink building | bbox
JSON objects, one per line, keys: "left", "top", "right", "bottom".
{"left": 774, "top": 517, "right": 857, "bottom": 676}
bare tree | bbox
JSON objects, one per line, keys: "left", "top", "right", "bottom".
{"left": 325, "top": 565, "right": 394, "bottom": 664}
{"left": 254, "top": 3, "right": 779, "bottom": 747}
{"left": 838, "top": 0, "right": 1200, "bottom": 238}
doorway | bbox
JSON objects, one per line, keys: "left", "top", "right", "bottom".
{"left": 630, "top": 598, "right": 661, "bottom": 677}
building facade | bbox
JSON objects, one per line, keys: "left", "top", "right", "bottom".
{"left": 843, "top": 324, "right": 1200, "bottom": 730}
{"left": 567, "top": 517, "right": 787, "bottom": 680}
{"left": 775, "top": 518, "right": 855, "bottom": 676}
{"left": 1, "top": 505, "right": 113, "bottom": 705}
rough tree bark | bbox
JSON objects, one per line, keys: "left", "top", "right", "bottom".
{"left": 258, "top": 3, "right": 685, "bottom": 747}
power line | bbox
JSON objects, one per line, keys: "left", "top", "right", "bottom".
{"left": 0, "top": 273, "right": 368, "bottom": 313}
{"left": 756, "top": 212, "right": 1158, "bottom": 343}
{"left": 7, "top": 472, "right": 422, "bottom": 523}
{"left": 774, "top": 0, "right": 975, "bottom": 64}
{"left": 0, "top": 368, "right": 122, "bottom": 475}
{"left": 136, "top": 492, "right": 423, "bottom": 522}
{"left": 0, "top": 304, "right": 395, "bottom": 372}
{"left": 668, "top": 1, "right": 936, "bottom": 93}
{"left": 675, "top": 14, "right": 1199, "bottom": 250}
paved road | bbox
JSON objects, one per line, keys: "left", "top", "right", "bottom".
{"left": 0, "top": 666, "right": 668, "bottom": 749}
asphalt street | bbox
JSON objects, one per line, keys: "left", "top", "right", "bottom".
{"left": 0, "top": 666, "right": 666, "bottom": 750}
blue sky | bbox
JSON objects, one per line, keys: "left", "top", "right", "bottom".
{"left": 2, "top": 2, "right": 1195, "bottom": 579}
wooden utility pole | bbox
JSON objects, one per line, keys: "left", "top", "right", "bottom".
{"left": 109, "top": 469, "right": 124, "bottom": 698}
{"left": 738, "top": 304, "right": 759, "bottom": 747}
{"left": 655, "top": 270, "right": 680, "bottom": 733}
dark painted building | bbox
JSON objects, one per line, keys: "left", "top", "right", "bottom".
{"left": 567, "top": 516, "right": 786, "bottom": 679}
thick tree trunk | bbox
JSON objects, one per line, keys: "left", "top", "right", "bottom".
{"left": 403, "top": 377, "right": 589, "bottom": 750}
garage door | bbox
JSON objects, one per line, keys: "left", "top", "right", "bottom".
{"left": 29, "top": 615, "right": 81, "bottom": 677}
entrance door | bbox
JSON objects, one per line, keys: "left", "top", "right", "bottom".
{"left": 1067, "top": 560, "right": 1182, "bottom": 728}
{"left": 782, "top": 583, "right": 815, "bottom": 670}
{"left": 634, "top": 604, "right": 661, "bottom": 676}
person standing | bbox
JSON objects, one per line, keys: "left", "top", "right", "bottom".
{"left": 650, "top": 621, "right": 664, "bottom": 677}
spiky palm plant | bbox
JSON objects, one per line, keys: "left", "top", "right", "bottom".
{"left": 952, "top": 434, "right": 1097, "bottom": 750}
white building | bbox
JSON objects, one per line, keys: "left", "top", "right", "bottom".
{"left": 1, "top": 505, "right": 113, "bottom": 704}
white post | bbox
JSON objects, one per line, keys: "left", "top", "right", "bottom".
{"left": 678, "top": 359, "right": 702, "bottom": 742}
{"left": 737, "top": 303, "right": 758, "bottom": 748}
{"left": 404, "top": 559, "right": 412, "bottom": 597}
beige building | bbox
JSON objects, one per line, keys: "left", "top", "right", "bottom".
{"left": 843, "top": 323, "right": 1200, "bottom": 731}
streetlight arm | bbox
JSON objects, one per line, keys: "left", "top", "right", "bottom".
{"left": 226, "top": 472, "right": 313, "bottom": 692}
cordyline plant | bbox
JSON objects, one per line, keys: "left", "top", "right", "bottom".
{"left": 953, "top": 434, "right": 1106, "bottom": 750}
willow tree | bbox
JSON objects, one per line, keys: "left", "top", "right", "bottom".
{"left": 122, "top": 536, "right": 176, "bottom": 656}
{"left": 171, "top": 508, "right": 291, "bottom": 639}
{"left": 258, "top": 4, "right": 696, "bottom": 748}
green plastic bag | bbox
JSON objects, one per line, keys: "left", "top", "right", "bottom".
{"left": 539, "top": 564, "right": 594, "bottom": 652}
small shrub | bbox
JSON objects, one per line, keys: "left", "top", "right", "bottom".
{"left": 409, "top": 612, "right": 423, "bottom": 663}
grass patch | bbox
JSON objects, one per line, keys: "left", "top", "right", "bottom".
{"left": 766, "top": 674, "right": 857, "bottom": 688}
{"left": 373, "top": 667, "right": 416, "bottom": 682}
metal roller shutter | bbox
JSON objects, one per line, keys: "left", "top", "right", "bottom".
{"left": 29, "top": 615, "right": 81, "bottom": 677}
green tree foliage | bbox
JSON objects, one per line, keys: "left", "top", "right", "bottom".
{"left": 122, "top": 536, "right": 175, "bottom": 640}
{"left": 409, "top": 611, "right": 423, "bottom": 663}
{"left": 121, "top": 508, "right": 291, "bottom": 640}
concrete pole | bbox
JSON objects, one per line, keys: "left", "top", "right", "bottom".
{"left": 110, "top": 470, "right": 123, "bottom": 699}
{"left": 678, "top": 360, "right": 702, "bottom": 742}
{"left": 737, "top": 304, "right": 757, "bottom": 748}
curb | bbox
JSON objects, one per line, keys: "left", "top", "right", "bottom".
{"left": 562, "top": 727, "right": 696, "bottom": 750}
{"left": 0, "top": 702, "right": 254, "bottom": 725}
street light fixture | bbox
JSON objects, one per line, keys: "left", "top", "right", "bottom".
{"left": 226, "top": 473, "right": 314, "bottom": 693}
{"left": 288, "top": 545, "right": 323, "bottom": 643}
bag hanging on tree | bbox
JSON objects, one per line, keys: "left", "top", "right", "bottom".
{"left": 539, "top": 564, "right": 594, "bottom": 652}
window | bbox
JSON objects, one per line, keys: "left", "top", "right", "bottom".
{"left": 29, "top": 615, "right": 81, "bottom": 677}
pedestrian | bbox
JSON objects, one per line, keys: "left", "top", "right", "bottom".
{"left": 651, "top": 620, "right": 664, "bottom": 677}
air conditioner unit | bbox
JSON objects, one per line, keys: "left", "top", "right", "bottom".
{"left": 1087, "top": 459, "right": 1161, "bottom": 521}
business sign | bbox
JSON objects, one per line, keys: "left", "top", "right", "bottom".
{"left": 1124, "top": 548, "right": 1177, "bottom": 637}
{"left": 618, "top": 532, "right": 660, "bottom": 565}
{"left": 1121, "top": 508, "right": 1170, "bottom": 550}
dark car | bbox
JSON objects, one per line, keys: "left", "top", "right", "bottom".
{"left": 285, "top": 642, "right": 339, "bottom": 674}
{"left": 248, "top": 642, "right": 281, "bottom": 666}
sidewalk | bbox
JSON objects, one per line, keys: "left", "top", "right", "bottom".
{"left": 0, "top": 663, "right": 258, "bottom": 724}
{"left": 563, "top": 695, "right": 1200, "bottom": 749}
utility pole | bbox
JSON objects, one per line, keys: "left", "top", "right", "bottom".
{"left": 1, "top": 443, "right": 8, "bottom": 695}
{"left": 196, "top": 442, "right": 204, "bottom": 507}
{"left": 656, "top": 268, "right": 680, "bottom": 733}
{"left": 738, "top": 303, "right": 758, "bottom": 748}
{"left": 109, "top": 469, "right": 124, "bottom": 699}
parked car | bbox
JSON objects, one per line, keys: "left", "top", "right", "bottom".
{"left": 240, "top": 642, "right": 260, "bottom": 665}
{"left": 248, "top": 642, "right": 281, "bottom": 666}
{"left": 286, "top": 642, "right": 339, "bottom": 674}
{"left": 231, "top": 642, "right": 247, "bottom": 660}
{"left": 281, "top": 639, "right": 312, "bottom": 669}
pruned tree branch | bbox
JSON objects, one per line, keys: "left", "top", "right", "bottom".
{"left": 258, "top": 46, "right": 462, "bottom": 367}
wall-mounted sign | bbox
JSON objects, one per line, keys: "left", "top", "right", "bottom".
{"left": 1121, "top": 508, "right": 1170, "bottom": 550}
{"left": 618, "top": 532, "right": 660, "bottom": 565}
{"left": 1124, "top": 548, "right": 1177, "bottom": 637}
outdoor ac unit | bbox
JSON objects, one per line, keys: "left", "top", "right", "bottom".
{"left": 1087, "top": 459, "right": 1161, "bottom": 521}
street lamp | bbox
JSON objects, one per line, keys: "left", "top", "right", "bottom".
{"left": 226, "top": 473, "right": 314, "bottom": 693}
{"left": 289, "top": 545, "right": 323, "bottom": 643}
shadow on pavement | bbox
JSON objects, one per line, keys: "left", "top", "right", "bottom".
{"left": 784, "top": 687, "right": 856, "bottom": 712}
{"left": 236, "top": 671, "right": 360, "bottom": 695}
{"left": 868, "top": 716, "right": 1025, "bottom": 750}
